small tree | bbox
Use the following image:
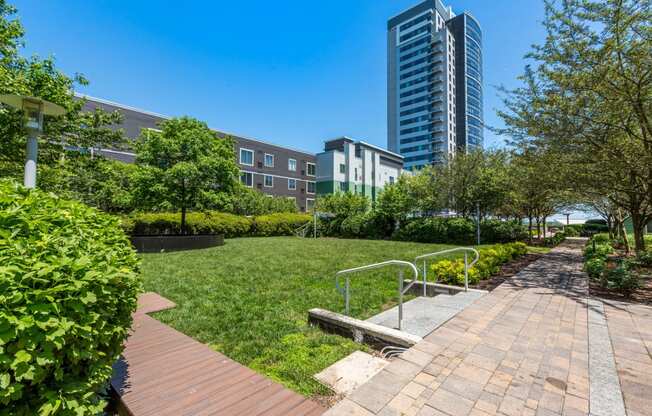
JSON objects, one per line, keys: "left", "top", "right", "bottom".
{"left": 134, "top": 117, "right": 239, "bottom": 233}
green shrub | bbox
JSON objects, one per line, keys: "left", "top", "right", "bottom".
{"left": 430, "top": 259, "right": 481, "bottom": 285}
{"left": 584, "top": 242, "right": 614, "bottom": 260}
{"left": 252, "top": 213, "right": 312, "bottom": 236}
{"left": 635, "top": 250, "right": 652, "bottom": 267}
{"left": 0, "top": 181, "right": 141, "bottom": 414}
{"left": 585, "top": 257, "right": 606, "bottom": 278}
{"left": 563, "top": 226, "right": 580, "bottom": 237}
{"left": 394, "top": 218, "right": 527, "bottom": 245}
{"left": 591, "top": 233, "right": 611, "bottom": 244}
{"left": 126, "top": 211, "right": 253, "bottom": 237}
{"left": 601, "top": 261, "right": 640, "bottom": 293}
{"left": 430, "top": 243, "right": 527, "bottom": 285}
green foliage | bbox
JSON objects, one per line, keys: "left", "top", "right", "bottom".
{"left": 591, "top": 233, "right": 611, "bottom": 245}
{"left": 251, "top": 213, "right": 312, "bottom": 237}
{"left": 248, "top": 329, "right": 367, "bottom": 395}
{"left": 563, "top": 226, "right": 580, "bottom": 237}
{"left": 584, "top": 242, "right": 614, "bottom": 261}
{"left": 635, "top": 250, "right": 652, "bottom": 267}
{"left": 316, "top": 192, "right": 369, "bottom": 218}
{"left": 141, "top": 237, "right": 463, "bottom": 396}
{"left": 316, "top": 192, "right": 371, "bottom": 237}
{"left": 125, "top": 211, "right": 253, "bottom": 238}
{"left": 541, "top": 231, "right": 567, "bottom": 247}
{"left": 394, "top": 217, "right": 527, "bottom": 245}
{"left": 430, "top": 242, "right": 528, "bottom": 285}
{"left": 585, "top": 257, "right": 606, "bottom": 278}
{"left": 133, "top": 117, "right": 240, "bottom": 230}
{"left": 601, "top": 261, "right": 640, "bottom": 294}
{"left": 0, "top": 180, "right": 141, "bottom": 415}
{"left": 229, "top": 187, "right": 298, "bottom": 216}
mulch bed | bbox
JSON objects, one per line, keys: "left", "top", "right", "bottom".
{"left": 589, "top": 271, "right": 652, "bottom": 305}
{"left": 471, "top": 253, "right": 544, "bottom": 291}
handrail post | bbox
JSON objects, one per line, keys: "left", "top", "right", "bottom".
{"left": 422, "top": 260, "right": 427, "bottom": 296}
{"left": 398, "top": 270, "right": 404, "bottom": 330}
{"left": 464, "top": 252, "right": 468, "bottom": 292}
{"left": 345, "top": 277, "right": 350, "bottom": 315}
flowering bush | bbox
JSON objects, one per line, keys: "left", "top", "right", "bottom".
{"left": 430, "top": 242, "right": 528, "bottom": 286}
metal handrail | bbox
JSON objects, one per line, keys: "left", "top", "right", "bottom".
{"left": 415, "top": 247, "right": 480, "bottom": 293}
{"left": 335, "top": 260, "right": 419, "bottom": 331}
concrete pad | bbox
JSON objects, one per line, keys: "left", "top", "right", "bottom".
{"left": 587, "top": 299, "right": 627, "bottom": 416}
{"left": 315, "top": 351, "right": 389, "bottom": 395}
{"left": 366, "top": 292, "right": 485, "bottom": 337}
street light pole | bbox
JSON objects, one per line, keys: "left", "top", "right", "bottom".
{"left": 476, "top": 201, "right": 481, "bottom": 245}
{"left": 0, "top": 94, "right": 65, "bottom": 189}
{"left": 24, "top": 133, "right": 39, "bottom": 188}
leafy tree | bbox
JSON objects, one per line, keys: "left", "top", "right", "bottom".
{"left": 230, "top": 186, "right": 298, "bottom": 216}
{"left": 497, "top": 0, "right": 652, "bottom": 250}
{"left": 133, "top": 117, "right": 240, "bottom": 232}
{"left": 0, "top": 0, "right": 128, "bottom": 192}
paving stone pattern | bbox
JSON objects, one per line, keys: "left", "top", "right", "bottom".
{"left": 324, "top": 240, "right": 652, "bottom": 416}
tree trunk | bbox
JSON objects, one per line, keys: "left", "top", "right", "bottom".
{"left": 630, "top": 211, "right": 647, "bottom": 252}
{"left": 543, "top": 216, "right": 547, "bottom": 238}
{"left": 181, "top": 205, "right": 187, "bottom": 235}
{"left": 536, "top": 217, "right": 541, "bottom": 240}
{"left": 528, "top": 216, "right": 533, "bottom": 244}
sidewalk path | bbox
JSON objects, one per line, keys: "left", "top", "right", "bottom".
{"left": 325, "top": 239, "right": 652, "bottom": 416}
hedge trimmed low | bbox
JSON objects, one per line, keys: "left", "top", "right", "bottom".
{"left": 124, "top": 212, "right": 253, "bottom": 238}
{"left": 430, "top": 242, "right": 528, "bottom": 286}
{"left": 122, "top": 211, "right": 312, "bottom": 238}
{"left": 0, "top": 181, "right": 141, "bottom": 414}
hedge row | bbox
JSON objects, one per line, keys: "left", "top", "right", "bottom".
{"left": 0, "top": 181, "right": 141, "bottom": 414}
{"left": 393, "top": 218, "right": 527, "bottom": 245}
{"left": 430, "top": 242, "right": 528, "bottom": 286}
{"left": 565, "top": 223, "right": 609, "bottom": 237}
{"left": 121, "top": 211, "right": 313, "bottom": 238}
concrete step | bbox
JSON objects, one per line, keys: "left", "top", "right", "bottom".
{"left": 365, "top": 291, "right": 485, "bottom": 337}
{"left": 314, "top": 351, "right": 389, "bottom": 396}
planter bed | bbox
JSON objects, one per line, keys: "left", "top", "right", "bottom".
{"left": 130, "top": 234, "right": 224, "bottom": 253}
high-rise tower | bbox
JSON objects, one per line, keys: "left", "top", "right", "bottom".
{"left": 387, "top": 0, "right": 483, "bottom": 170}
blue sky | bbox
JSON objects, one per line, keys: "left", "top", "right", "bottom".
{"left": 14, "top": 0, "right": 546, "bottom": 154}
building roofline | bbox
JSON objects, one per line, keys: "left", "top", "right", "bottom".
{"left": 75, "top": 92, "right": 171, "bottom": 120}
{"left": 75, "top": 92, "right": 316, "bottom": 157}
{"left": 357, "top": 141, "right": 404, "bottom": 159}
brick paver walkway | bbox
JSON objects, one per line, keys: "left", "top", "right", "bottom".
{"left": 324, "top": 240, "right": 652, "bottom": 416}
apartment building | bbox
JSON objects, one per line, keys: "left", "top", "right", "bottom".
{"left": 316, "top": 137, "right": 404, "bottom": 202}
{"left": 79, "top": 95, "right": 317, "bottom": 212}
{"left": 387, "top": 0, "right": 483, "bottom": 169}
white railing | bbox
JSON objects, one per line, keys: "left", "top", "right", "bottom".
{"left": 335, "top": 260, "right": 419, "bottom": 331}
{"left": 414, "top": 247, "right": 480, "bottom": 293}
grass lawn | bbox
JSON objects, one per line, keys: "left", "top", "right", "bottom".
{"left": 140, "top": 237, "right": 491, "bottom": 396}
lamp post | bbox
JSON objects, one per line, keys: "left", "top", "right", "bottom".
{"left": 0, "top": 94, "right": 65, "bottom": 189}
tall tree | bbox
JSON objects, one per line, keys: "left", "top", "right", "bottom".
{"left": 133, "top": 117, "right": 240, "bottom": 232}
{"left": 498, "top": 0, "right": 652, "bottom": 250}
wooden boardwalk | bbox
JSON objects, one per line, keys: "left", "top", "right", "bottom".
{"left": 112, "top": 293, "right": 325, "bottom": 416}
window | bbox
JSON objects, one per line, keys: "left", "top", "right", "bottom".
{"left": 240, "top": 171, "right": 253, "bottom": 187}
{"left": 288, "top": 178, "right": 297, "bottom": 190}
{"left": 307, "top": 181, "right": 315, "bottom": 194}
{"left": 264, "top": 153, "right": 274, "bottom": 167}
{"left": 339, "top": 164, "right": 346, "bottom": 174}
{"left": 306, "top": 198, "right": 315, "bottom": 211}
{"left": 389, "top": 176, "right": 395, "bottom": 184}
{"left": 339, "top": 182, "right": 347, "bottom": 192}
{"left": 354, "top": 168, "right": 358, "bottom": 181}
{"left": 264, "top": 175, "right": 273, "bottom": 187}
{"left": 307, "top": 162, "right": 316, "bottom": 176}
{"left": 288, "top": 158, "right": 297, "bottom": 171}
{"left": 240, "top": 148, "right": 254, "bottom": 166}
